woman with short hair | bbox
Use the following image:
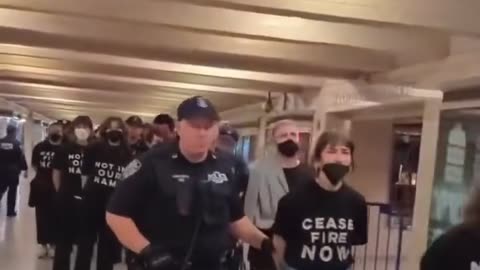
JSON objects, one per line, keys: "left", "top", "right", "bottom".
{"left": 272, "top": 131, "right": 368, "bottom": 270}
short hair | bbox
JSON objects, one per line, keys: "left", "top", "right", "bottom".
{"left": 6, "top": 124, "right": 16, "bottom": 135}
{"left": 312, "top": 130, "right": 355, "bottom": 163}
{"left": 271, "top": 119, "right": 298, "bottom": 137}
{"left": 153, "top": 114, "right": 175, "bottom": 131}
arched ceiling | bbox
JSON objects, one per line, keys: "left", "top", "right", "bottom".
{"left": 0, "top": 0, "right": 477, "bottom": 123}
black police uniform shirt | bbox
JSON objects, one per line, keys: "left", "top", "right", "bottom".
{"left": 421, "top": 224, "right": 480, "bottom": 270}
{"left": 283, "top": 163, "right": 315, "bottom": 192}
{"left": 273, "top": 180, "right": 368, "bottom": 270}
{"left": 82, "top": 141, "right": 132, "bottom": 205}
{"left": 0, "top": 136, "right": 27, "bottom": 175}
{"left": 51, "top": 142, "right": 86, "bottom": 197}
{"left": 215, "top": 149, "right": 249, "bottom": 201}
{"left": 107, "top": 142, "right": 244, "bottom": 265}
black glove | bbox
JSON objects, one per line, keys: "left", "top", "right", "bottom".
{"left": 260, "top": 238, "right": 275, "bottom": 255}
{"left": 139, "top": 245, "right": 178, "bottom": 270}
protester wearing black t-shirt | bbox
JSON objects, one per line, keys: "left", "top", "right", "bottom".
{"left": 51, "top": 116, "right": 93, "bottom": 270}
{"left": 74, "top": 117, "right": 133, "bottom": 270}
{"left": 29, "top": 121, "right": 64, "bottom": 259}
{"left": 245, "top": 119, "right": 313, "bottom": 270}
{"left": 272, "top": 131, "right": 367, "bottom": 270}
{"left": 421, "top": 187, "right": 480, "bottom": 270}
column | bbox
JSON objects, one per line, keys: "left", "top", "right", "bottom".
{"left": 405, "top": 98, "right": 442, "bottom": 270}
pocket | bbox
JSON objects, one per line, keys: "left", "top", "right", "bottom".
{"left": 201, "top": 183, "right": 230, "bottom": 225}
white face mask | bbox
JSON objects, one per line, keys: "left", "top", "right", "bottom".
{"left": 75, "top": 128, "right": 90, "bottom": 141}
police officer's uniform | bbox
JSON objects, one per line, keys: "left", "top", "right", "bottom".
{"left": 0, "top": 126, "right": 28, "bottom": 216}
{"left": 107, "top": 97, "right": 245, "bottom": 270}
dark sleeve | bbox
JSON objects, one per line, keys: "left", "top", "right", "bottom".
{"left": 31, "top": 143, "right": 41, "bottom": 168}
{"left": 52, "top": 146, "right": 67, "bottom": 171}
{"left": 228, "top": 192, "right": 245, "bottom": 222}
{"left": 353, "top": 197, "right": 368, "bottom": 245}
{"left": 420, "top": 234, "right": 449, "bottom": 270}
{"left": 81, "top": 144, "right": 96, "bottom": 176}
{"left": 235, "top": 158, "right": 249, "bottom": 198}
{"left": 107, "top": 157, "right": 155, "bottom": 217}
{"left": 19, "top": 150, "right": 28, "bottom": 171}
{"left": 272, "top": 196, "right": 291, "bottom": 239}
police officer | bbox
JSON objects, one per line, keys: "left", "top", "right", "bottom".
{"left": 126, "top": 115, "right": 149, "bottom": 156}
{"left": 214, "top": 123, "right": 250, "bottom": 270}
{"left": 0, "top": 124, "right": 28, "bottom": 217}
{"left": 107, "top": 96, "right": 273, "bottom": 270}
{"left": 215, "top": 123, "right": 249, "bottom": 201}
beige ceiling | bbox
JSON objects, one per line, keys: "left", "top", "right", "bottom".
{"left": 0, "top": 0, "right": 476, "bottom": 123}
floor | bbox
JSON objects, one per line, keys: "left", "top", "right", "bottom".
{"left": 0, "top": 179, "right": 127, "bottom": 270}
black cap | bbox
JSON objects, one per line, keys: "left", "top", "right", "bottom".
{"left": 219, "top": 123, "right": 239, "bottom": 142}
{"left": 125, "top": 115, "right": 144, "bottom": 127}
{"left": 177, "top": 96, "right": 219, "bottom": 121}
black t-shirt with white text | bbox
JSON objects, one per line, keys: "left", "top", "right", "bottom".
{"left": 82, "top": 142, "right": 132, "bottom": 204}
{"left": 421, "top": 224, "right": 480, "bottom": 270}
{"left": 32, "top": 140, "right": 62, "bottom": 180}
{"left": 52, "top": 143, "right": 86, "bottom": 197}
{"left": 273, "top": 181, "right": 368, "bottom": 270}
{"left": 283, "top": 163, "right": 314, "bottom": 192}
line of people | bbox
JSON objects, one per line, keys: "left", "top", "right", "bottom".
{"left": 4, "top": 95, "right": 373, "bottom": 270}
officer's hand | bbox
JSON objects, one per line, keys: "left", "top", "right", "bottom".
{"left": 139, "top": 245, "right": 178, "bottom": 270}
{"left": 260, "top": 238, "right": 275, "bottom": 255}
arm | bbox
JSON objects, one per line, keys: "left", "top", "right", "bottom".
{"left": 51, "top": 147, "right": 66, "bottom": 192}
{"left": 106, "top": 212, "right": 150, "bottom": 254}
{"left": 353, "top": 198, "right": 368, "bottom": 245}
{"left": 229, "top": 217, "right": 267, "bottom": 249}
{"left": 31, "top": 143, "right": 40, "bottom": 172}
{"left": 81, "top": 145, "right": 95, "bottom": 188}
{"left": 53, "top": 169, "right": 62, "bottom": 192}
{"left": 106, "top": 157, "right": 154, "bottom": 254}
{"left": 273, "top": 234, "right": 286, "bottom": 270}
{"left": 271, "top": 196, "right": 290, "bottom": 269}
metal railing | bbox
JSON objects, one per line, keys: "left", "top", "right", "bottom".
{"left": 351, "top": 203, "right": 410, "bottom": 270}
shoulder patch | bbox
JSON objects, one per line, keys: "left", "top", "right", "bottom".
{"left": 122, "top": 159, "right": 142, "bottom": 179}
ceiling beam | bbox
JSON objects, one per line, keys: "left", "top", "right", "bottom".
{"left": 0, "top": 44, "right": 326, "bottom": 88}
{"left": 180, "top": 0, "right": 480, "bottom": 36}
{"left": 0, "top": 64, "right": 272, "bottom": 97}
{"left": 0, "top": 1, "right": 448, "bottom": 54}
{"left": 16, "top": 101, "right": 159, "bottom": 118}
{"left": 0, "top": 80, "right": 184, "bottom": 106}
{"left": 0, "top": 9, "right": 394, "bottom": 73}
{"left": 372, "top": 51, "right": 480, "bottom": 90}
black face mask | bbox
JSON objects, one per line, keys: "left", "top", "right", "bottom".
{"left": 49, "top": 133, "right": 62, "bottom": 144}
{"left": 321, "top": 163, "right": 350, "bottom": 186}
{"left": 106, "top": 131, "right": 123, "bottom": 144}
{"left": 277, "top": 139, "right": 299, "bottom": 157}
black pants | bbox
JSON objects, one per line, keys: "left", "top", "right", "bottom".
{"left": 53, "top": 196, "right": 81, "bottom": 270}
{"left": 74, "top": 202, "right": 120, "bottom": 270}
{"left": 0, "top": 175, "right": 19, "bottom": 215}
{"left": 35, "top": 203, "right": 56, "bottom": 245}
